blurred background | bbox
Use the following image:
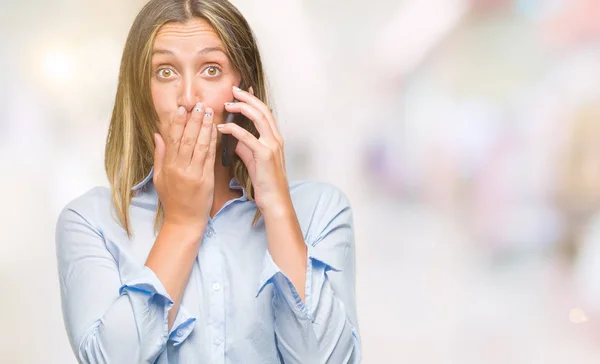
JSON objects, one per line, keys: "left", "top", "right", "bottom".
{"left": 1, "top": 0, "right": 600, "bottom": 362}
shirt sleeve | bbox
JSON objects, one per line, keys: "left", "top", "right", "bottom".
{"left": 55, "top": 204, "right": 196, "bottom": 364}
{"left": 256, "top": 185, "right": 361, "bottom": 364}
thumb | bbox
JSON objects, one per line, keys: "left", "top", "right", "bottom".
{"left": 153, "top": 133, "right": 166, "bottom": 175}
{"left": 235, "top": 142, "right": 253, "bottom": 168}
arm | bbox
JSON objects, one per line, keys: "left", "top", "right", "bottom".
{"left": 146, "top": 221, "right": 205, "bottom": 330}
{"left": 257, "top": 187, "right": 361, "bottom": 364}
{"left": 262, "top": 198, "right": 308, "bottom": 301}
{"left": 57, "top": 103, "right": 217, "bottom": 363}
{"left": 56, "top": 205, "right": 199, "bottom": 364}
{"left": 218, "top": 86, "right": 360, "bottom": 363}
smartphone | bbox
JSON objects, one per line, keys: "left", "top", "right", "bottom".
{"left": 221, "top": 82, "right": 247, "bottom": 167}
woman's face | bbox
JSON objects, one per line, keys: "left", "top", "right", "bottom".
{"left": 150, "top": 18, "right": 241, "bottom": 135}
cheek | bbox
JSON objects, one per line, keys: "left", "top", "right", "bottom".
{"left": 203, "top": 86, "right": 235, "bottom": 124}
{"left": 151, "top": 84, "right": 175, "bottom": 124}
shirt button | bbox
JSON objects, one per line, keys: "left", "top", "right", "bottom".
{"left": 176, "top": 330, "right": 183, "bottom": 337}
{"left": 206, "top": 228, "right": 214, "bottom": 237}
{"left": 213, "top": 337, "right": 222, "bottom": 346}
{"left": 212, "top": 282, "right": 221, "bottom": 291}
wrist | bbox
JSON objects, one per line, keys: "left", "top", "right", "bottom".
{"left": 161, "top": 219, "right": 207, "bottom": 242}
{"left": 260, "top": 198, "right": 295, "bottom": 220}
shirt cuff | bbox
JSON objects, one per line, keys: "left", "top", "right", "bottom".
{"left": 119, "top": 266, "right": 174, "bottom": 305}
{"left": 255, "top": 246, "right": 341, "bottom": 320}
{"left": 119, "top": 266, "right": 197, "bottom": 345}
{"left": 168, "top": 305, "right": 197, "bottom": 346}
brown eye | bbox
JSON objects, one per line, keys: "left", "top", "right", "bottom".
{"left": 204, "top": 66, "right": 221, "bottom": 77}
{"left": 157, "top": 68, "right": 173, "bottom": 79}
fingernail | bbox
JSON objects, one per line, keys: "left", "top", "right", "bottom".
{"left": 177, "top": 106, "right": 186, "bottom": 116}
{"left": 232, "top": 85, "right": 240, "bottom": 92}
{"left": 205, "top": 108, "right": 213, "bottom": 118}
{"left": 217, "top": 124, "right": 225, "bottom": 129}
{"left": 194, "top": 102, "right": 204, "bottom": 113}
{"left": 249, "top": 86, "right": 254, "bottom": 95}
{"left": 224, "top": 102, "right": 234, "bottom": 106}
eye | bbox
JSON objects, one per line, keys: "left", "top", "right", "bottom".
{"left": 157, "top": 68, "right": 175, "bottom": 79}
{"left": 202, "top": 65, "right": 222, "bottom": 77}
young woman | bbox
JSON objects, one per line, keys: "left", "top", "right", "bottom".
{"left": 55, "top": 0, "right": 360, "bottom": 363}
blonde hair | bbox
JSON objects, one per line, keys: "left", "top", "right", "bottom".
{"left": 105, "top": 0, "right": 268, "bottom": 237}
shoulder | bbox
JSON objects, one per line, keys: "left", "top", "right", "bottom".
{"left": 287, "top": 181, "right": 356, "bottom": 271}
{"left": 287, "top": 180, "right": 354, "bottom": 240}
{"left": 288, "top": 180, "right": 352, "bottom": 211}
{"left": 56, "top": 186, "right": 112, "bottom": 232}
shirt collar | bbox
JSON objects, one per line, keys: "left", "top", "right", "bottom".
{"left": 131, "top": 167, "right": 155, "bottom": 191}
{"left": 131, "top": 167, "right": 248, "bottom": 200}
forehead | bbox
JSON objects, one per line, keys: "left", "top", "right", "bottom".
{"left": 153, "top": 18, "right": 224, "bottom": 54}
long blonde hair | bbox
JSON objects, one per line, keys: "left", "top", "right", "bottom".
{"left": 105, "top": 0, "right": 268, "bottom": 237}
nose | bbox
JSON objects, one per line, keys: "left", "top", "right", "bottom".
{"left": 178, "top": 75, "right": 202, "bottom": 112}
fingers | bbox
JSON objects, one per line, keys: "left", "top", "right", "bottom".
{"left": 165, "top": 106, "right": 188, "bottom": 166}
{"left": 231, "top": 86, "right": 284, "bottom": 146}
{"left": 190, "top": 107, "right": 215, "bottom": 171}
{"left": 217, "top": 122, "right": 268, "bottom": 158}
{"left": 234, "top": 138, "right": 253, "bottom": 168}
{"left": 175, "top": 102, "right": 204, "bottom": 169}
{"left": 153, "top": 133, "right": 166, "bottom": 176}
{"left": 247, "top": 86, "right": 286, "bottom": 174}
{"left": 224, "top": 101, "right": 274, "bottom": 142}
{"left": 201, "top": 124, "right": 218, "bottom": 177}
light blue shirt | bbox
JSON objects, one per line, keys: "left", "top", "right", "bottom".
{"left": 55, "top": 169, "right": 361, "bottom": 363}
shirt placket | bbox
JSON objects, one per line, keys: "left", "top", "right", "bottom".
{"left": 204, "top": 220, "right": 226, "bottom": 364}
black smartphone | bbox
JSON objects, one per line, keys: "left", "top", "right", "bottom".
{"left": 221, "top": 82, "right": 246, "bottom": 167}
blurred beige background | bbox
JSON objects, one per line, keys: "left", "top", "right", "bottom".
{"left": 2, "top": 0, "right": 600, "bottom": 363}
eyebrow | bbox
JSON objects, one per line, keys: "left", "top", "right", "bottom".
{"left": 151, "top": 46, "right": 226, "bottom": 56}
